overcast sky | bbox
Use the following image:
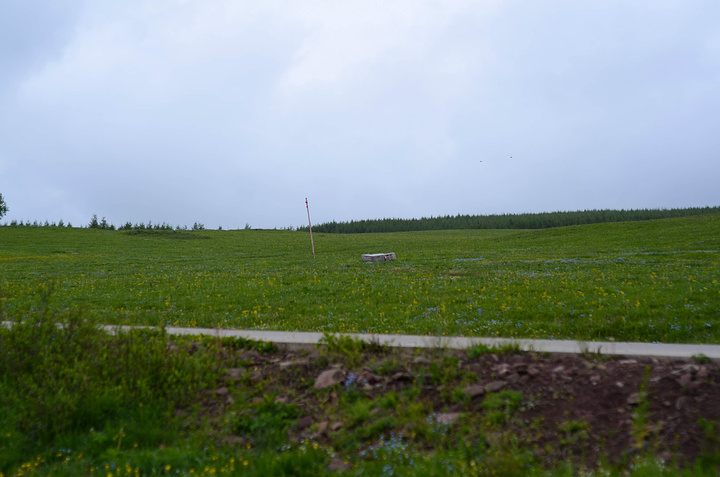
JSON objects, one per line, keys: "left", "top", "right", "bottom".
{"left": 1, "top": 1, "right": 718, "bottom": 229}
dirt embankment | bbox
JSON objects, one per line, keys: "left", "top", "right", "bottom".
{"left": 197, "top": 345, "right": 720, "bottom": 471}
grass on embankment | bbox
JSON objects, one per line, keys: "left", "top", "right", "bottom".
{"left": 1, "top": 214, "right": 719, "bottom": 343}
{"left": 2, "top": 302, "right": 720, "bottom": 477}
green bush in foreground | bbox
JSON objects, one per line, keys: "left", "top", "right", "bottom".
{"left": 0, "top": 283, "right": 225, "bottom": 473}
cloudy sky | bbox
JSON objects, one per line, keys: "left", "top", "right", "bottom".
{"left": 1, "top": 1, "right": 718, "bottom": 229}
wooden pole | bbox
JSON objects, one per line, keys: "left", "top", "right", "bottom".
{"left": 305, "top": 198, "right": 315, "bottom": 258}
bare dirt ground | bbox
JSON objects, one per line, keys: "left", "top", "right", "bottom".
{"left": 197, "top": 344, "right": 720, "bottom": 472}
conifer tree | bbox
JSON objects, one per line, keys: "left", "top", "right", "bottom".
{"left": 0, "top": 193, "right": 8, "bottom": 219}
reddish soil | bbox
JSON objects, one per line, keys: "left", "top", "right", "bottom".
{"left": 198, "top": 345, "right": 720, "bottom": 472}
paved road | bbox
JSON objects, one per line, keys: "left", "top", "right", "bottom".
{"left": 5, "top": 321, "right": 717, "bottom": 359}
{"left": 159, "top": 326, "right": 720, "bottom": 359}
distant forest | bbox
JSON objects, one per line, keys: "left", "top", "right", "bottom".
{"left": 298, "top": 206, "right": 720, "bottom": 234}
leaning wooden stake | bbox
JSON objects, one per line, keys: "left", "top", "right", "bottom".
{"left": 305, "top": 198, "right": 315, "bottom": 258}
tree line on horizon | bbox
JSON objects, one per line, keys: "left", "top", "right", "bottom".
{"left": 298, "top": 206, "right": 720, "bottom": 234}
{"left": 3, "top": 204, "right": 719, "bottom": 234}
{"left": 0, "top": 214, "right": 207, "bottom": 231}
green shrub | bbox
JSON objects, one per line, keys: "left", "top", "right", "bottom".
{"left": 482, "top": 390, "right": 523, "bottom": 426}
{"left": 232, "top": 396, "right": 300, "bottom": 449}
{"left": 0, "top": 284, "right": 225, "bottom": 472}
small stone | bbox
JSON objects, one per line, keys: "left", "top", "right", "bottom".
{"left": 493, "top": 363, "right": 511, "bottom": 376}
{"left": 316, "top": 421, "right": 329, "bottom": 435}
{"left": 615, "top": 381, "right": 624, "bottom": 388}
{"left": 275, "top": 396, "right": 289, "bottom": 404}
{"left": 679, "top": 364, "right": 699, "bottom": 374}
{"left": 297, "top": 416, "right": 312, "bottom": 430}
{"left": 215, "top": 387, "right": 229, "bottom": 396}
{"left": 513, "top": 363, "right": 528, "bottom": 374}
{"left": 390, "top": 371, "right": 413, "bottom": 383}
{"left": 330, "top": 421, "right": 343, "bottom": 431}
{"left": 280, "top": 359, "right": 309, "bottom": 370}
{"left": 697, "top": 367, "right": 710, "bottom": 379}
{"left": 676, "top": 396, "right": 692, "bottom": 410}
{"left": 677, "top": 373, "right": 693, "bottom": 387}
{"left": 627, "top": 392, "right": 645, "bottom": 405}
{"left": 226, "top": 368, "right": 245, "bottom": 381}
{"left": 589, "top": 374, "right": 601, "bottom": 385}
{"left": 362, "top": 252, "right": 396, "bottom": 262}
{"left": 315, "top": 369, "right": 345, "bottom": 389}
{"left": 552, "top": 365, "right": 565, "bottom": 374}
{"left": 484, "top": 381, "right": 506, "bottom": 393}
{"left": 527, "top": 366, "right": 540, "bottom": 376}
{"left": 435, "top": 413, "right": 460, "bottom": 425}
{"left": 359, "top": 369, "right": 381, "bottom": 384}
{"left": 618, "top": 359, "right": 637, "bottom": 365}
{"left": 463, "top": 385, "right": 486, "bottom": 398}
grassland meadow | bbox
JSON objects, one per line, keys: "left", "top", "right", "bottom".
{"left": 2, "top": 214, "right": 718, "bottom": 344}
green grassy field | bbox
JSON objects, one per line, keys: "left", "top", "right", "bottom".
{"left": 2, "top": 214, "right": 719, "bottom": 343}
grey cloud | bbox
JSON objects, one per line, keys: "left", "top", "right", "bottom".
{"left": 1, "top": 1, "right": 718, "bottom": 228}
